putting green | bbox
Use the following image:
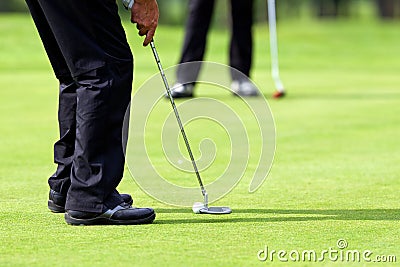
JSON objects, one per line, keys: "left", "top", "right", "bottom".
{"left": 0, "top": 14, "right": 399, "bottom": 266}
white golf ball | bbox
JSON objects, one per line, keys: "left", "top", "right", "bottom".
{"left": 192, "top": 202, "right": 205, "bottom": 214}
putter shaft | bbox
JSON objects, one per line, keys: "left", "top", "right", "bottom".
{"left": 149, "top": 40, "right": 208, "bottom": 201}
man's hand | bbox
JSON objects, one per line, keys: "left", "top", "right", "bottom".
{"left": 130, "top": 0, "right": 159, "bottom": 46}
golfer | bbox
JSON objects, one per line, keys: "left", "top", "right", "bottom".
{"left": 25, "top": 0, "right": 159, "bottom": 225}
{"left": 171, "top": 0, "right": 258, "bottom": 97}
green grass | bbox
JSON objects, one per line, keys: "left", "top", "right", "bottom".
{"left": 1, "top": 14, "right": 399, "bottom": 266}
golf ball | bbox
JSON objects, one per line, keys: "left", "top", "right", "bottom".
{"left": 192, "top": 202, "right": 205, "bottom": 214}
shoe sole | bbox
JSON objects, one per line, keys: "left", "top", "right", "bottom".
{"left": 48, "top": 200, "right": 65, "bottom": 213}
{"left": 64, "top": 212, "right": 156, "bottom": 226}
{"left": 48, "top": 199, "right": 134, "bottom": 214}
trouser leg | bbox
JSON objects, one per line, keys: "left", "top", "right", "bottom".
{"left": 50, "top": 78, "right": 78, "bottom": 195}
{"left": 69, "top": 62, "right": 132, "bottom": 212}
{"left": 230, "top": 0, "right": 254, "bottom": 81}
{"left": 28, "top": 0, "right": 133, "bottom": 212}
{"left": 26, "top": 0, "right": 76, "bottom": 195}
{"left": 176, "top": 0, "right": 215, "bottom": 84}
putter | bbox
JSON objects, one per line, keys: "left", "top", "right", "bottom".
{"left": 268, "top": 0, "right": 286, "bottom": 98}
{"left": 149, "top": 40, "right": 231, "bottom": 215}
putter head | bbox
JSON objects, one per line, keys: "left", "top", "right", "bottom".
{"left": 196, "top": 192, "right": 231, "bottom": 214}
{"left": 198, "top": 206, "right": 232, "bottom": 215}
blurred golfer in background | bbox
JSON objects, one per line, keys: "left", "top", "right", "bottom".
{"left": 171, "top": 0, "right": 259, "bottom": 97}
{"left": 25, "top": 0, "right": 158, "bottom": 225}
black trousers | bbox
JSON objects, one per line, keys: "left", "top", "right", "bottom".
{"left": 26, "top": 0, "right": 133, "bottom": 213}
{"left": 177, "top": 0, "right": 254, "bottom": 83}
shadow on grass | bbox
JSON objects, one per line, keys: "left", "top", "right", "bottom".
{"left": 154, "top": 208, "right": 400, "bottom": 225}
{"left": 176, "top": 91, "right": 400, "bottom": 103}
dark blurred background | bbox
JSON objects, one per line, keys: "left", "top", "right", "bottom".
{"left": 2, "top": 0, "right": 400, "bottom": 23}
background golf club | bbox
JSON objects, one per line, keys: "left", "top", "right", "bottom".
{"left": 268, "top": 0, "right": 286, "bottom": 97}
{"left": 149, "top": 40, "right": 232, "bottom": 215}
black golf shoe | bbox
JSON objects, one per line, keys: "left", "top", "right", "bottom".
{"left": 48, "top": 189, "right": 133, "bottom": 213}
{"left": 65, "top": 203, "right": 156, "bottom": 225}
